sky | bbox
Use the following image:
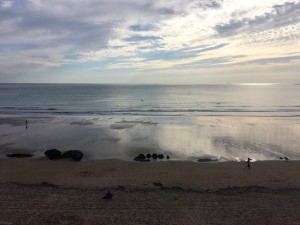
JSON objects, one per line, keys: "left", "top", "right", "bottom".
{"left": 0, "top": 0, "right": 299, "bottom": 84}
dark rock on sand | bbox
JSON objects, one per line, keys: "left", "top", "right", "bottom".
{"left": 134, "top": 154, "right": 150, "bottom": 162}
{"left": 45, "top": 149, "right": 61, "bottom": 160}
{"left": 152, "top": 153, "right": 158, "bottom": 160}
{"left": 102, "top": 191, "right": 113, "bottom": 200}
{"left": 7, "top": 153, "right": 33, "bottom": 158}
{"left": 61, "top": 150, "right": 83, "bottom": 161}
{"left": 146, "top": 153, "right": 152, "bottom": 159}
{"left": 167, "top": 155, "right": 170, "bottom": 159}
{"left": 158, "top": 154, "right": 164, "bottom": 159}
{"left": 153, "top": 182, "right": 163, "bottom": 187}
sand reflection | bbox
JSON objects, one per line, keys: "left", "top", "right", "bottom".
{"left": 0, "top": 116, "right": 299, "bottom": 161}
{"left": 119, "top": 116, "right": 300, "bottom": 161}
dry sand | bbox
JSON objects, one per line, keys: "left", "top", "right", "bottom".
{"left": 0, "top": 159, "right": 300, "bottom": 225}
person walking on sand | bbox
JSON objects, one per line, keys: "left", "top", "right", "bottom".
{"left": 247, "top": 158, "right": 252, "bottom": 168}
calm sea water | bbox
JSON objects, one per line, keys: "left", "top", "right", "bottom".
{"left": 0, "top": 83, "right": 300, "bottom": 161}
{"left": 0, "top": 83, "right": 299, "bottom": 116}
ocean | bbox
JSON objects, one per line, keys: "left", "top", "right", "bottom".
{"left": 0, "top": 83, "right": 300, "bottom": 116}
{"left": 0, "top": 83, "right": 299, "bottom": 161}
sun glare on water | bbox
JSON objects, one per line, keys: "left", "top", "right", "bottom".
{"left": 236, "top": 83, "right": 278, "bottom": 86}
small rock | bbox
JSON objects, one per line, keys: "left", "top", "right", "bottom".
{"left": 158, "top": 154, "right": 164, "bottom": 159}
{"left": 152, "top": 153, "right": 158, "bottom": 160}
{"left": 153, "top": 182, "right": 163, "bottom": 187}
{"left": 134, "top": 154, "right": 150, "bottom": 162}
{"left": 7, "top": 153, "right": 33, "bottom": 158}
{"left": 45, "top": 149, "right": 61, "bottom": 160}
{"left": 167, "top": 155, "right": 170, "bottom": 159}
{"left": 146, "top": 153, "right": 151, "bottom": 159}
{"left": 61, "top": 150, "right": 83, "bottom": 161}
{"left": 102, "top": 191, "right": 113, "bottom": 200}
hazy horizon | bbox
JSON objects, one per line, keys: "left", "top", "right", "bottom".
{"left": 0, "top": 82, "right": 298, "bottom": 85}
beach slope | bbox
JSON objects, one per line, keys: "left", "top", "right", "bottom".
{"left": 0, "top": 159, "right": 300, "bottom": 225}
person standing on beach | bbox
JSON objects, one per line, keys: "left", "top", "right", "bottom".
{"left": 247, "top": 158, "right": 252, "bottom": 168}
{"left": 25, "top": 120, "right": 28, "bottom": 130}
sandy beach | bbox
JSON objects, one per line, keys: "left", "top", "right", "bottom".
{"left": 1, "top": 159, "right": 300, "bottom": 225}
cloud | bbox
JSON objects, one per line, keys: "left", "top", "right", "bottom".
{"left": 124, "top": 35, "right": 162, "bottom": 42}
{"left": 129, "top": 24, "right": 157, "bottom": 32}
{"left": 195, "top": 0, "right": 223, "bottom": 9}
{"left": 0, "top": 1, "right": 117, "bottom": 49}
{"left": 0, "top": 45, "right": 70, "bottom": 77}
{"left": 1, "top": 0, "right": 12, "bottom": 8}
{"left": 246, "top": 55, "right": 300, "bottom": 65}
{"left": 215, "top": 1, "right": 300, "bottom": 36}
{"left": 184, "top": 43, "right": 228, "bottom": 54}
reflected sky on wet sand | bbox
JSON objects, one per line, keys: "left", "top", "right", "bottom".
{"left": 0, "top": 115, "right": 299, "bottom": 161}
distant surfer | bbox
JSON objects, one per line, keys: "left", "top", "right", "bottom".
{"left": 247, "top": 158, "right": 252, "bottom": 168}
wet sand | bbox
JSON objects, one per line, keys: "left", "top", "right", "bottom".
{"left": 0, "top": 159, "right": 300, "bottom": 225}
{"left": 1, "top": 115, "right": 300, "bottom": 161}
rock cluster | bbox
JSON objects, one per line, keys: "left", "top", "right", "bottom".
{"left": 45, "top": 149, "right": 83, "bottom": 161}
{"left": 279, "top": 156, "right": 289, "bottom": 161}
{"left": 134, "top": 153, "right": 170, "bottom": 161}
{"left": 134, "top": 154, "right": 150, "bottom": 162}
